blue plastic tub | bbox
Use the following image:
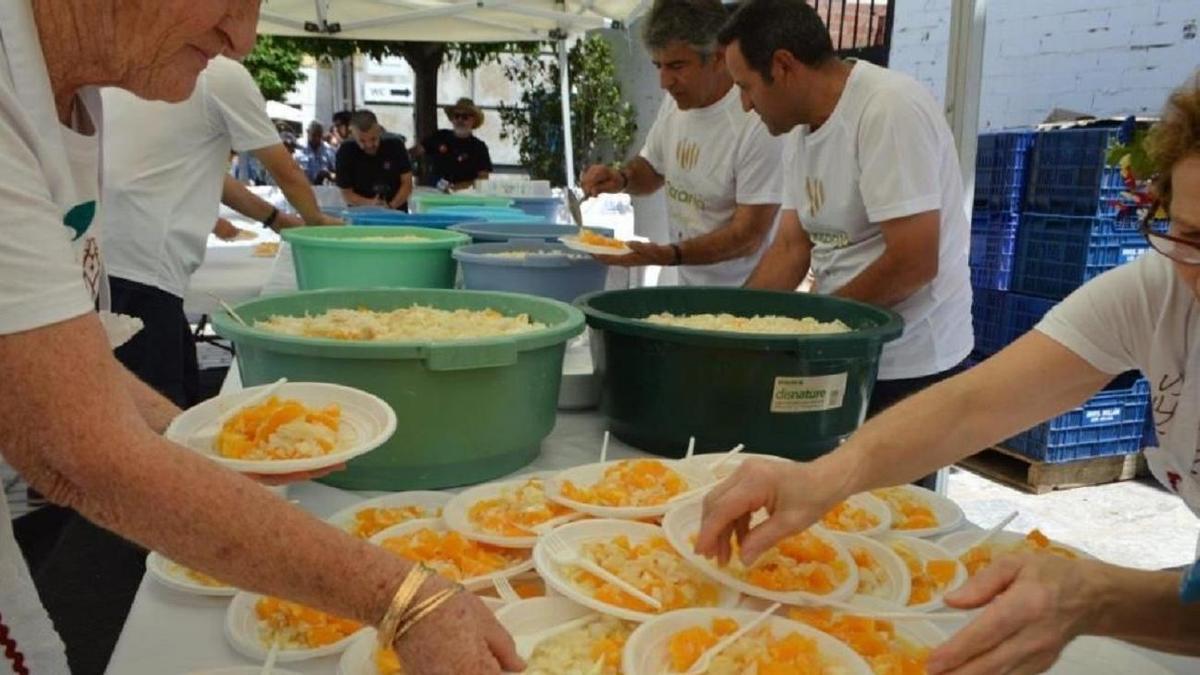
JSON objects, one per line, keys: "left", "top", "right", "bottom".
{"left": 448, "top": 222, "right": 615, "bottom": 243}
{"left": 509, "top": 196, "right": 565, "bottom": 223}
{"left": 1024, "top": 127, "right": 1124, "bottom": 218}
{"left": 453, "top": 242, "right": 608, "bottom": 303}
{"left": 427, "top": 206, "right": 549, "bottom": 223}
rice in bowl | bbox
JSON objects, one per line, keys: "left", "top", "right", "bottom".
{"left": 643, "top": 312, "right": 851, "bottom": 335}
{"left": 255, "top": 305, "right": 546, "bottom": 341}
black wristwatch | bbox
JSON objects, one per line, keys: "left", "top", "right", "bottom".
{"left": 670, "top": 243, "right": 683, "bottom": 266}
{"left": 262, "top": 206, "right": 280, "bottom": 231}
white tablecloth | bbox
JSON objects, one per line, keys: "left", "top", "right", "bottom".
{"left": 104, "top": 367, "right": 1200, "bottom": 675}
{"left": 183, "top": 212, "right": 282, "bottom": 317}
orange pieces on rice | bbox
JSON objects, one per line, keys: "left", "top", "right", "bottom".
{"left": 254, "top": 597, "right": 362, "bottom": 649}
{"left": 468, "top": 478, "right": 574, "bottom": 536}
{"left": 789, "top": 607, "right": 931, "bottom": 675}
{"left": 560, "top": 460, "right": 687, "bottom": 508}
{"left": 379, "top": 528, "right": 528, "bottom": 582}
{"left": 216, "top": 395, "right": 341, "bottom": 461}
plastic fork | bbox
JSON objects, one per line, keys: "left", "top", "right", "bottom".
{"left": 492, "top": 576, "right": 521, "bottom": 604}
{"left": 954, "top": 511, "right": 1019, "bottom": 554}
{"left": 684, "top": 603, "right": 781, "bottom": 675}
{"left": 207, "top": 291, "right": 248, "bottom": 326}
{"left": 258, "top": 638, "right": 280, "bottom": 675}
{"left": 541, "top": 532, "right": 664, "bottom": 610}
{"left": 706, "top": 443, "right": 746, "bottom": 473}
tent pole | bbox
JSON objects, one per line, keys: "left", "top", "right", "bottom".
{"left": 558, "top": 36, "right": 576, "bottom": 189}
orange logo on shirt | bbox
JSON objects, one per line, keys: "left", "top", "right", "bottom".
{"left": 805, "top": 177, "right": 825, "bottom": 217}
{"left": 676, "top": 140, "right": 700, "bottom": 171}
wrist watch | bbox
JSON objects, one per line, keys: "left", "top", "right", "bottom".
{"left": 262, "top": 206, "right": 280, "bottom": 231}
{"left": 670, "top": 243, "right": 683, "bottom": 266}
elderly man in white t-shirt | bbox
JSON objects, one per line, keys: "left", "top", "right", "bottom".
{"left": 579, "top": 0, "right": 781, "bottom": 286}
{"left": 719, "top": 0, "right": 973, "bottom": 429}
{"left": 100, "top": 55, "right": 337, "bottom": 408}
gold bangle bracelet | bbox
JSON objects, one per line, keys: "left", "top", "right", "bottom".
{"left": 394, "top": 586, "right": 460, "bottom": 641}
{"left": 377, "top": 565, "right": 432, "bottom": 651}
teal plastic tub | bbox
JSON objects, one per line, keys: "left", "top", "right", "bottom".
{"left": 281, "top": 226, "right": 469, "bottom": 290}
{"left": 410, "top": 193, "right": 513, "bottom": 214}
{"left": 576, "top": 287, "right": 903, "bottom": 461}
{"left": 212, "top": 288, "right": 585, "bottom": 490}
{"left": 344, "top": 209, "right": 480, "bottom": 229}
{"left": 428, "top": 206, "right": 548, "bottom": 223}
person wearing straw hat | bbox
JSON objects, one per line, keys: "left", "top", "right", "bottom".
{"left": 0, "top": 2, "right": 523, "bottom": 673}
{"left": 414, "top": 97, "right": 494, "bottom": 191}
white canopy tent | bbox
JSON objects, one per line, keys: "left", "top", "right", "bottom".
{"left": 257, "top": 0, "right": 653, "bottom": 187}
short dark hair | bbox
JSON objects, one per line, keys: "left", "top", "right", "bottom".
{"left": 350, "top": 109, "right": 378, "bottom": 132}
{"left": 642, "top": 0, "right": 729, "bottom": 58}
{"left": 307, "top": 121, "right": 325, "bottom": 135}
{"left": 332, "top": 110, "right": 352, "bottom": 126}
{"left": 718, "top": 0, "right": 834, "bottom": 82}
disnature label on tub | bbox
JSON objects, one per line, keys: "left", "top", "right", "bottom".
{"left": 770, "top": 374, "right": 848, "bottom": 413}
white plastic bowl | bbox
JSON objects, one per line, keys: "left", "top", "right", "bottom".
{"left": 442, "top": 473, "right": 583, "bottom": 548}
{"left": 337, "top": 629, "right": 381, "bottom": 675}
{"left": 828, "top": 532, "right": 911, "bottom": 606}
{"left": 938, "top": 528, "right": 1094, "bottom": 571}
{"left": 622, "top": 607, "right": 873, "bottom": 675}
{"left": 661, "top": 500, "right": 859, "bottom": 606}
{"left": 369, "top": 518, "right": 535, "bottom": 591}
{"left": 165, "top": 381, "right": 396, "bottom": 475}
{"left": 558, "top": 234, "right": 631, "bottom": 255}
{"left": 873, "top": 484, "right": 965, "bottom": 538}
{"left": 224, "top": 591, "right": 366, "bottom": 663}
{"left": 881, "top": 535, "right": 968, "bottom": 612}
{"left": 819, "top": 492, "right": 893, "bottom": 537}
{"left": 533, "top": 518, "right": 739, "bottom": 623}
{"left": 544, "top": 459, "right": 716, "bottom": 521}
{"left": 146, "top": 551, "right": 237, "bottom": 597}
{"left": 325, "top": 490, "right": 452, "bottom": 537}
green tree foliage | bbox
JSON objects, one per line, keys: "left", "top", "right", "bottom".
{"left": 497, "top": 36, "right": 637, "bottom": 186}
{"left": 242, "top": 35, "right": 308, "bottom": 102}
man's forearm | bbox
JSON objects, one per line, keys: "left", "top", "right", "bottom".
{"left": 221, "top": 174, "right": 273, "bottom": 222}
{"left": 744, "top": 235, "right": 809, "bottom": 290}
{"left": 676, "top": 204, "right": 779, "bottom": 266}
{"left": 832, "top": 249, "right": 931, "bottom": 307}
{"left": 120, "top": 367, "right": 182, "bottom": 433}
{"left": 624, "top": 156, "right": 665, "bottom": 196}
{"left": 1091, "top": 566, "right": 1200, "bottom": 656}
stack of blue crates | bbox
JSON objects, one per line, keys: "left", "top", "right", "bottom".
{"left": 967, "top": 124, "right": 1153, "bottom": 463}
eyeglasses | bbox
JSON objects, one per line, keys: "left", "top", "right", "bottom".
{"left": 1141, "top": 202, "right": 1200, "bottom": 266}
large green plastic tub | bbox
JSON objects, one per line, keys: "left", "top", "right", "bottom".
{"left": 410, "top": 193, "right": 513, "bottom": 214}
{"left": 576, "top": 287, "right": 903, "bottom": 462}
{"left": 212, "top": 288, "right": 585, "bottom": 490}
{"left": 281, "top": 226, "right": 469, "bottom": 290}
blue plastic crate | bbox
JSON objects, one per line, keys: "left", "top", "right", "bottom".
{"left": 971, "top": 287, "right": 1008, "bottom": 356}
{"left": 1024, "top": 127, "right": 1125, "bottom": 218}
{"left": 969, "top": 211, "right": 1020, "bottom": 291}
{"left": 1141, "top": 401, "right": 1159, "bottom": 449}
{"left": 1002, "top": 293, "right": 1056, "bottom": 343}
{"left": 1004, "top": 379, "right": 1150, "bottom": 462}
{"left": 974, "top": 131, "right": 1035, "bottom": 213}
{"left": 1011, "top": 213, "right": 1152, "bottom": 299}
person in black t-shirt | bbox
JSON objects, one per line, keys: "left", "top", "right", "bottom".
{"left": 414, "top": 97, "right": 494, "bottom": 190}
{"left": 335, "top": 109, "right": 413, "bottom": 210}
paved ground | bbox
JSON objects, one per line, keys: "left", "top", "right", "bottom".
{"left": 946, "top": 466, "right": 1199, "bottom": 569}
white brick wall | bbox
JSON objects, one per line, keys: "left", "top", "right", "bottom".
{"left": 889, "top": 0, "right": 1200, "bottom": 129}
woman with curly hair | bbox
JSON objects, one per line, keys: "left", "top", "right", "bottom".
{"left": 697, "top": 72, "right": 1200, "bottom": 674}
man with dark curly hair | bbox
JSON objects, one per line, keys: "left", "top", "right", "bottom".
{"left": 698, "top": 73, "right": 1200, "bottom": 673}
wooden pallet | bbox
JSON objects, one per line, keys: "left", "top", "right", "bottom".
{"left": 956, "top": 446, "right": 1145, "bottom": 494}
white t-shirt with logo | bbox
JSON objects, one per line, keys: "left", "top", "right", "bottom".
{"left": 0, "top": 0, "right": 99, "bottom": 670}
{"left": 640, "top": 85, "right": 782, "bottom": 287}
{"left": 1037, "top": 254, "right": 1200, "bottom": 553}
{"left": 782, "top": 60, "right": 973, "bottom": 380}
{"left": 101, "top": 55, "right": 281, "bottom": 299}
